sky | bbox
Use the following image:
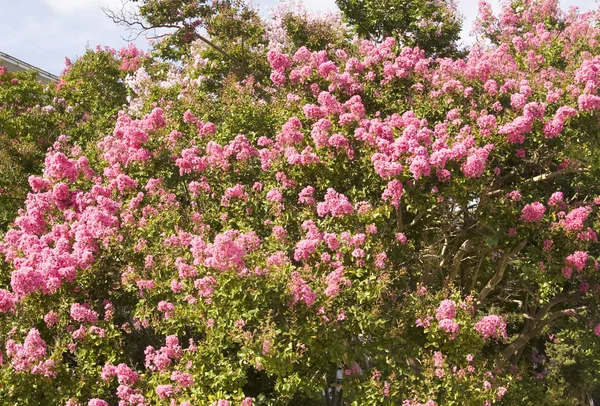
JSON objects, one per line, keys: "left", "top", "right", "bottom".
{"left": 0, "top": 0, "right": 595, "bottom": 76}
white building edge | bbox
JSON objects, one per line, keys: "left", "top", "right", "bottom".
{"left": 0, "top": 51, "right": 58, "bottom": 84}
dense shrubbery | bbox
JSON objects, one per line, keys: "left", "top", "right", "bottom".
{"left": 0, "top": 0, "right": 600, "bottom": 405}
{"left": 0, "top": 47, "right": 130, "bottom": 232}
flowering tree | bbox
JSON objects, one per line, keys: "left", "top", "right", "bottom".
{"left": 266, "top": 0, "right": 349, "bottom": 53}
{"left": 335, "top": 0, "right": 463, "bottom": 57}
{"left": 0, "top": 68, "right": 57, "bottom": 231}
{"left": 1, "top": 0, "right": 600, "bottom": 405}
{"left": 0, "top": 47, "right": 130, "bottom": 233}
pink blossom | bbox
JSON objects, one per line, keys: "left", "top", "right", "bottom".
{"left": 382, "top": 180, "right": 403, "bottom": 209}
{"left": 506, "top": 190, "right": 522, "bottom": 201}
{"left": 521, "top": 202, "right": 546, "bottom": 222}
{"left": 461, "top": 147, "right": 490, "bottom": 178}
{"left": 433, "top": 351, "right": 444, "bottom": 368}
{"left": 474, "top": 315, "right": 508, "bottom": 340}
{"left": 211, "top": 401, "right": 231, "bottom": 406}
{"left": 44, "top": 312, "right": 58, "bottom": 327}
{"left": 562, "top": 266, "right": 573, "bottom": 279}
{"left": 294, "top": 239, "right": 320, "bottom": 262}
{"left": 155, "top": 384, "right": 174, "bottom": 399}
{"left": 497, "top": 386, "right": 508, "bottom": 400}
{"left": 438, "top": 319, "right": 459, "bottom": 339}
{"left": 70, "top": 303, "right": 99, "bottom": 324}
{"left": 316, "top": 189, "right": 354, "bottom": 218}
{"left": 561, "top": 207, "right": 590, "bottom": 231}
{"left": 157, "top": 301, "right": 175, "bottom": 319}
{"left": 565, "top": 251, "right": 588, "bottom": 271}
{"left": 324, "top": 267, "right": 351, "bottom": 297}
{"left": 298, "top": 186, "right": 315, "bottom": 205}
{"left": 266, "top": 189, "right": 283, "bottom": 203}
{"left": 578, "top": 94, "right": 600, "bottom": 111}
{"left": 0, "top": 289, "right": 16, "bottom": 313}
{"left": 267, "top": 49, "right": 292, "bottom": 72}
{"left": 409, "top": 155, "right": 431, "bottom": 179}
{"left": 194, "top": 276, "right": 217, "bottom": 298}
{"left": 436, "top": 299, "right": 457, "bottom": 321}
{"left": 290, "top": 272, "right": 317, "bottom": 307}
{"left": 88, "top": 400, "right": 109, "bottom": 406}
{"left": 548, "top": 192, "right": 563, "bottom": 206}
{"left": 416, "top": 316, "right": 432, "bottom": 328}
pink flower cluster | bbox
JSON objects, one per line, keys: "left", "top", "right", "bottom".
{"left": 316, "top": 188, "right": 354, "bottom": 217}
{"left": 145, "top": 335, "right": 183, "bottom": 372}
{"left": 289, "top": 271, "right": 317, "bottom": 307}
{"left": 101, "top": 363, "right": 140, "bottom": 385}
{"left": 70, "top": 303, "right": 99, "bottom": 324}
{"left": 5, "top": 328, "right": 56, "bottom": 377}
{"left": 436, "top": 300, "right": 459, "bottom": 339}
{"left": 565, "top": 251, "right": 588, "bottom": 272}
{"left": 474, "top": 315, "right": 508, "bottom": 340}
{"left": 0, "top": 289, "right": 16, "bottom": 313}
{"left": 521, "top": 202, "right": 546, "bottom": 222}
{"left": 560, "top": 207, "right": 591, "bottom": 231}
{"left": 192, "top": 230, "right": 260, "bottom": 273}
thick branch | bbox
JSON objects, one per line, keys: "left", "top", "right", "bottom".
{"left": 409, "top": 211, "right": 424, "bottom": 227}
{"left": 438, "top": 238, "right": 449, "bottom": 269}
{"left": 477, "top": 240, "right": 527, "bottom": 305}
{"left": 446, "top": 239, "right": 473, "bottom": 285}
{"left": 500, "top": 292, "right": 583, "bottom": 364}
{"left": 469, "top": 253, "right": 485, "bottom": 292}
{"left": 487, "top": 167, "right": 588, "bottom": 197}
{"left": 195, "top": 33, "right": 244, "bottom": 65}
{"left": 500, "top": 310, "right": 567, "bottom": 364}
{"left": 501, "top": 305, "right": 585, "bottom": 364}
{"left": 395, "top": 206, "right": 403, "bottom": 232}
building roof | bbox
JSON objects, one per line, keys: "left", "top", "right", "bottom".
{"left": 0, "top": 51, "right": 58, "bottom": 84}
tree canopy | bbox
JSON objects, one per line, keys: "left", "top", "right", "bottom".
{"left": 335, "top": 0, "right": 463, "bottom": 56}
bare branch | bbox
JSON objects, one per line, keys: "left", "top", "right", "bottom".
{"left": 438, "top": 238, "right": 449, "bottom": 269}
{"left": 101, "top": 0, "right": 246, "bottom": 68}
{"left": 487, "top": 167, "right": 589, "bottom": 197}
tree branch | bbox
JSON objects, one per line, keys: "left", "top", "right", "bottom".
{"left": 501, "top": 305, "right": 585, "bottom": 364}
{"left": 102, "top": 1, "right": 245, "bottom": 68}
{"left": 487, "top": 167, "right": 588, "bottom": 197}
{"left": 446, "top": 239, "right": 473, "bottom": 285}
{"left": 469, "top": 253, "right": 485, "bottom": 292}
{"left": 477, "top": 240, "right": 527, "bottom": 305}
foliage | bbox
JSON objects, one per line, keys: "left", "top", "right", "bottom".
{"left": 266, "top": 0, "right": 349, "bottom": 53}
{"left": 134, "top": 0, "right": 217, "bottom": 60}
{"left": 191, "top": 0, "right": 271, "bottom": 91}
{"left": 0, "top": 47, "right": 130, "bottom": 234}
{"left": 335, "top": 0, "right": 463, "bottom": 57}
{"left": 58, "top": 47, "right": 130, "bottom": 147}
{"left": 0, "top": 68, "right": 56, "bottom": 231}
{"left": 1, "top": 1, "right": 600, "bottom": 405}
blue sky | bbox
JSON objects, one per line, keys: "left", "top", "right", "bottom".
{"left": 0, "top": 0, "right": 595, "bottom": 75}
